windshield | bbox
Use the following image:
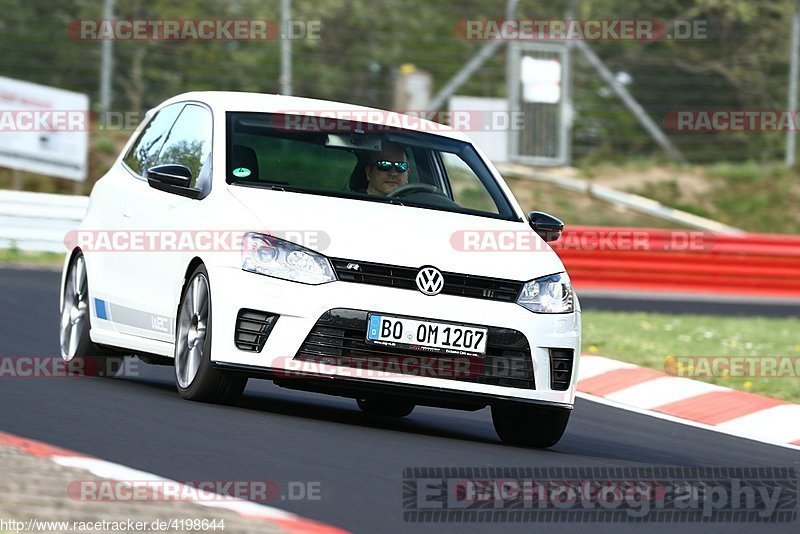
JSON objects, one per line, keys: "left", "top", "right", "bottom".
{"left": 226, "top": 112, "right": 518, "bottom": 220}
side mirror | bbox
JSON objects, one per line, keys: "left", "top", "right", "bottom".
{"left": 527, "top": 211, "right": 564, "bottom": 242}
{"left": 147, "top": 164, "right": 201, "bottom": 199}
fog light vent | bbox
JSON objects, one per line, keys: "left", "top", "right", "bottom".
{"left": 235, "top": 309, "right": 278, "bottom": 352}
{"left": 549, "top": 348, "right": 574, "bottom": 391}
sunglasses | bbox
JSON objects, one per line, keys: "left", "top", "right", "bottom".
{"left": 373, "top": 160, "right": 409, "bottom": 173}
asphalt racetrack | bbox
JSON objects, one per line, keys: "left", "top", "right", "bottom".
{"left": 0, "top": 267, "right": 798, "bottom": 533}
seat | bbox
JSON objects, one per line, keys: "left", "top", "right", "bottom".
{"left": 348, "top": 155, "right": 369, "bottom": 193}
{"left": 232, "top": 145, "right": 259, "bottom": 180}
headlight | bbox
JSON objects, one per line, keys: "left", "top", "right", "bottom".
{"left": 242, "top": 232, "right": 336, "bottom": 285}
{"left": 517, "top": 272, "right": 574, "bottom": 313}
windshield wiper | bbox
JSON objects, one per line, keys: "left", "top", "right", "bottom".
{"left": 233, "top": 181, "right": 294, "bottom": 192}
{"left": 358, "top": 195, "right": 405, "bottom": 206}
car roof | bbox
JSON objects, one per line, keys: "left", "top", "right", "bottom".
{"left": 157, "top": 91, "right": 473, "bottom": 143}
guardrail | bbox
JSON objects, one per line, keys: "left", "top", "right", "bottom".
{"left": 0, "top": 190, "right": 87, "bottom": 253}
{"left": 555, "top": 226, "right": 800, "bottom": 299}
{"left": 2, "top": 191, "right": 799, "bottom": 300}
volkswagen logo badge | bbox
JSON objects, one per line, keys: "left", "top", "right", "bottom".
{"left": 416, "top": 266, "right": 444, "bottom": 296}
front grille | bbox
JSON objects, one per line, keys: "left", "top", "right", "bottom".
{"left": 294, "top": 309, "right": 535, "bottom": 389}
{"left": 235, "top": 309, "right": 278, "bottom": 352}
{"left": 331, "top": 258, "right": 523, "bottom": 302}
{"left": 549, "top": 348, "right": 574, "bottom": 391}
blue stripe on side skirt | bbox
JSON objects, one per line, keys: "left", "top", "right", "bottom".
{"left": 94, "top": 298, "right": 108, "bottom": 320}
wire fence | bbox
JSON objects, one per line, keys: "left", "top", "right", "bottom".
{"left": 0, "top": 0, "right": 797, "bottom": 166}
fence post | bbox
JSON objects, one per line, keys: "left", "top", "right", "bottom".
{"left": 786, "top": 0, "right": 800, "bottom": 167}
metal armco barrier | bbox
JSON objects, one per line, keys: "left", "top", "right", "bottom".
{"left": 0, "top": 190, "right": 88, "bottom": 252}
{"left": 1, "top": 190, "right": 799, "bottom": 300}
{"left": 554, "top": 226, "right": 800, "bottom": 298}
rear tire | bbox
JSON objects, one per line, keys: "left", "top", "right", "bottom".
{"left": 357, "top": 397, "right": 415, "bottom": 418}
{"left": 491, "top": 404, "right": 571, "bottom": 448}
{"left": 59, "top": 252, "right": 125, "bottom": 378}
{"left": 174, "top": 264, "right": 247, "bottom": 404}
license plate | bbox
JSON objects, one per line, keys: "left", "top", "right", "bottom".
{"left": 366, "top": 314, "right": 488, "bottom": 355}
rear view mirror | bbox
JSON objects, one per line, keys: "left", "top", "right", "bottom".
{"left": 147, "top": 164, "right": 201, "bottom": 199}
{"left": 147, "top": 164, "right": 192, "bottom": 187}
{"left": 527, "top": 211, "right": 564, "bottom": 242}
{"left": 325, "top": 131, "right": 382, "bottom": 151}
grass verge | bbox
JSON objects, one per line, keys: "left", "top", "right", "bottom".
{"left": 582, "top": 310, "right": 800, "bottom": 403}
{"left": 579, "top": 159, "right": 800, "bottom": 234}
{"left": 0, "top": 249, "right": 65, "bottom": 266}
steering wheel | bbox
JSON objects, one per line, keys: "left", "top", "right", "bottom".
{"left": 387, "top": 183, "right": 444, "bottom": 198}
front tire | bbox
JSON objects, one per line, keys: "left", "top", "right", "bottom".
{"left": 174, "top": 265, "right": 247, "bottom": 404}
{"left": 491, "top": 404, "right": 571, "bottom": 448}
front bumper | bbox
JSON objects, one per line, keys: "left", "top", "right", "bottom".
{"left": 208, "top": 266, "right": 581, "bottom": 406}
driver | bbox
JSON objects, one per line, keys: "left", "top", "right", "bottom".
{"left": 365, "top": 143, "right": 409, "bottom": 196}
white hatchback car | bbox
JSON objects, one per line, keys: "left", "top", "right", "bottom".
{"left": 59, "top": 92, "right": 581, "bottom": 448}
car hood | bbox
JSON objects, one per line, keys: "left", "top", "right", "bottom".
{"left": 226, "top": 187, "right": 565, "bottom": 282}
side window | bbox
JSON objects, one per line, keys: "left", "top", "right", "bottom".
{"left": 155, "top": 104, "right": 213, "bottom": 193}
{"left": 122, "top": 103, "right": 184, "bottom": 178}
{"left": 441, "top": 152, "right": 500, "bottom": 214}
{"left": 230, "top": 133, "right": 356, "bottom": 189}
